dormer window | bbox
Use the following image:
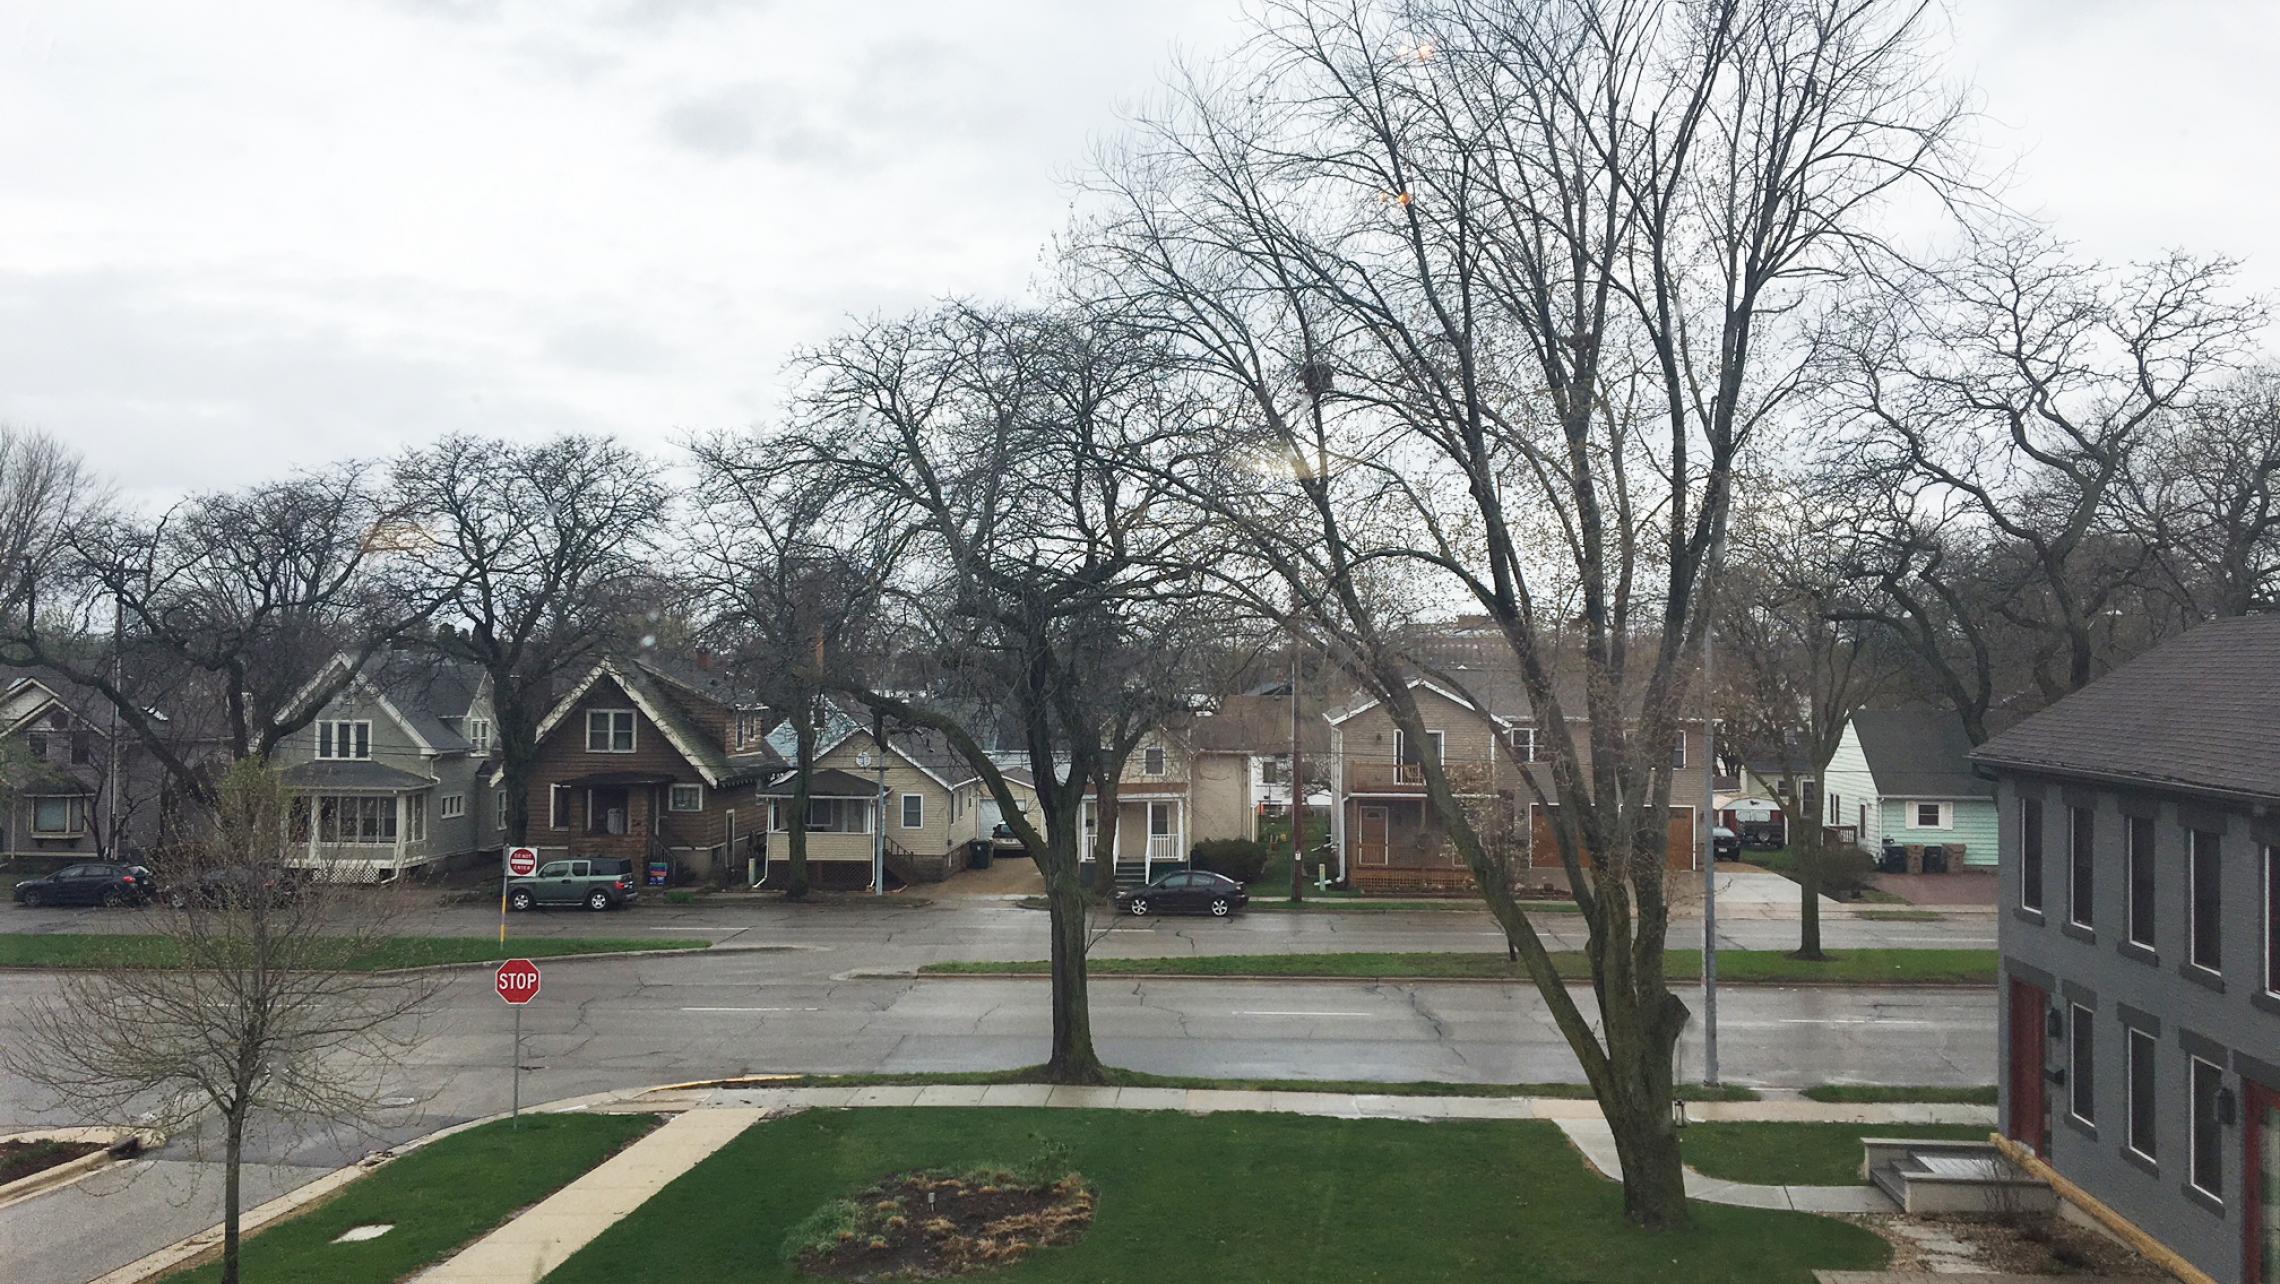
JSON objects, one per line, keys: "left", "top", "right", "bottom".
{"left": 317, "top": 720, "right": 372, "bottom": 760}
{"left": 1143, "top": 745, "right": 1165, "bottom": 775}
{"left": 466, "top": 717, "right": 492, "bottom": 753}
{"left": 587, "top": 709, "right": 636, "bottom": 753}
{"left": 1507, "top": 726, "right": 1537, "bottom": 762}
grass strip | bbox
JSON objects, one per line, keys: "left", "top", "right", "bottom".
{"left": 745, "top": 1065, "right": 1758, "bottom": 1103}
{"left": 1250, "top": 899, "right": 1582, "bottom": 914}
{"left": 0, "top": 933, "right": 707, "bottom": 972}
{"left": 166, "top": 1112, "right": 660, "bottom": 1284}
{"left": 547, "top": 1108, "right": 1887, "bottom": 1283}
{"left": 921, "top": 948, "right": 1997, "bottom": 985}
{"left": 1800, "top": 1084, "right": 1998, "bottom": 1105}
{"left": 1682, "top": 1122, "right": 1992, "bottom": 1187}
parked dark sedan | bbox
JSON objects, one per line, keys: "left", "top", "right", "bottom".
{"left": 12, "top": 861, "right": 157, "bottom": 908}
{"left": 1115, "top": 869, "right": 1248, "bottom": 917}
{"left": 1712, "top": 826, "right": 1742, "bottom": 862}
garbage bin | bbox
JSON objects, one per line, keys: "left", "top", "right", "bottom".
{"left": 968, "top": 839, "right": 993, "bottom": 870}
{"left": 1921, "top": 844, "right": 1948, "bottom": 875}
{"left": 1877, "top": 840, "right": 1907, "bottom": 874}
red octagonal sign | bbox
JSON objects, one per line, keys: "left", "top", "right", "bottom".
{"left": 495, "top": 958, "right": 541, "bottom": 1006}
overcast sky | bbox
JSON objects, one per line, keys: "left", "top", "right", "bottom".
{"left": 5, "top": 0, "right": 2276, "bottom": 504}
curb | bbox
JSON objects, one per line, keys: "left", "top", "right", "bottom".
{"left": 85, "top": 1085, "right": 663, "bottom": 1284}
{"left": 0, "top": 1128, "right": 161, "bottom": 1213}
{"left": 0, "top": 941, "right": 794, "bottom": 978}
{"left": 910, "top": 970, "right": 1997, "bottom": 989}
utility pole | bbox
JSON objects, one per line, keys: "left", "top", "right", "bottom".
{"left": 1288, "top": 640, "right": 1304, "bottom": 901}
{"left": 1700, "top": 514, "right": 1726, "bottom": 1087}
{"left": 871, "top": 713, "right": 888, "bottom": 897}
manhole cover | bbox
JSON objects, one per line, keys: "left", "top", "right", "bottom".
{"left": 332, "top": 1224, "right": 394, "bottom": 1243}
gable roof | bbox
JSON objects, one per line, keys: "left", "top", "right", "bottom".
{"left": 1850, "top": 709, "right": 1992, "bottom": 800}
{"left": 283, "top": 651, "right": 481, "bottom": 755}
{"left": 1326, "top": 677, "right": 1500, "bottom": 727}
{"left": 1188, "top": 694, "right": 1332, "bottom": 755}
{"left": 516, "top": 657, "right": 780, "bottom": 788}
{"left": 1971, "top": 614, "right": 2280, "bottom": 805}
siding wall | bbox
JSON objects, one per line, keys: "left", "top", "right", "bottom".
{"left": 778, "top": 732, "right": 960, "bottom": 864}
{"left": 1191, "top": 751, "right": 1255, "bottom": 843}
{"left": 522, "top": 675, "right": 753, "bottom": 870}
{"left": 1820, "top": 721, "right": 1879, "bottom": 847}
{"left": 1878, "top": 797, "right": 2001, "bottom": 867}
{"left": 1995, "top": 771, "right": 2280, "bottom": 1284}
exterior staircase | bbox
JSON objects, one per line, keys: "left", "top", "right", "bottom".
{"left": 1862, "top": 1139, "right": 2054, "bottom": 1214}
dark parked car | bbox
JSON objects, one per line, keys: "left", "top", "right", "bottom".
{"left": 506, "top": 857, "right": 639, "bottom": 912}
{"left": 12, "top": 862, "right": 156, "bottom": 908}
{"left": 1114, "top": 869, "right": 1248, "bottom": 918}
{"left": 166, "top": 865, "right": 303, "bottom": 909}
{"left": 1711, "top": 826, "right": 1742, "bottom": 862}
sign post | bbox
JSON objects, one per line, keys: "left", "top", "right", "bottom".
{"left": 495, "top": 958, "right": 540, "bottom": 1126}
{"left": 502, "top": 846, "right": 538, "bottom": 945}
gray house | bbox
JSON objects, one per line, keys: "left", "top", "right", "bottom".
{"left": 275, "top": 652, "right": 499, "bottom": 881}
{"left": 1973, "top": 615, "right": 2280, "bottom": 1284}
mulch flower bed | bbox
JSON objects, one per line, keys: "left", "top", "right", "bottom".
{"left": 0, "top": 1139, "right": 103, "bottom": 1187}
{"left": 792, "top": 1165, "right": 1095, "bottom": 1281}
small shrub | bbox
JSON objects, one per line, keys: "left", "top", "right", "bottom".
{"left": 1189, "top": 838, "right": 1269, "bottom": 884}
{"left": 1810, "top": 846, "right": 1877, "bottom": 899}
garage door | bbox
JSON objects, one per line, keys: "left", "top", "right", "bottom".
{"left": 1529, "top": 805, "right": 1696, "bottom": 871}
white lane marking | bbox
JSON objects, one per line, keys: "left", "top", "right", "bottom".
{"left": 1772, "top": 1018, "right": 1945, "bottom": 1026}
{"left": 680, "top": 1006, "right": 819, "bottom": 1013}
{"left": 1232, "top": 1009, "right": 1374, "bottom": 1018}
{"left": 649, "top": 926, "right": 747, "bottom": 932}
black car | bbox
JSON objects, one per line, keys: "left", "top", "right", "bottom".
{"left": 1711, "top": 826, "right": 1742, "bottom": 862}
{"left": 1114, "top": 869, "right": 1248, "bottom": 917}
{"left": 12, "top": 861, "right": 157, "bottom": 908}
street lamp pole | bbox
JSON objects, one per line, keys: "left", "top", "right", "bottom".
{"left": 1700, "top": 515, "right": 1726, "bottom": 1087}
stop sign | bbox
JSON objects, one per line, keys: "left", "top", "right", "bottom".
{"left": 495, "top": 959, "right": 541, "bottom": 1006}
{"left": 506, "top": 846, "right": 538, "bottom": 877}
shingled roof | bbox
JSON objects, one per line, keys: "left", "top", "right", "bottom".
{"left": 1852, "top": 709, "right": 1992, "bottom": 799}
{"left": 1971, "top": 614, "right": 2280, "bottom": 804}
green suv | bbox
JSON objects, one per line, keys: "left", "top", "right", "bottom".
{"left": 505, "top": 857, "right": 640, "bottom": 912}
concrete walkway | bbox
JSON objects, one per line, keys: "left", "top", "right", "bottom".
{"left": 1553, "top": 1118, "right": 1894, "bottom": 1213}
{"left": 415, "top": 1108, "right": 762, "bottom": 1283}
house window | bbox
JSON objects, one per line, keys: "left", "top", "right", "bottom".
{"left": 1913, "top": 801, "right": 1951, "bottom": 829}
{"left": 1394, "top": 729, "right": 1444, "bottom": 781}
{"left": 2126, "top": 815, "right": 2155, "bottom": 950}
{"left": 900, "top": 793, "right": 923, "bottom": 829}
{"left": 495, "top": 789, "right": 508, "bottom": 831}
{"left": 1261, "top": 757, "right": 1283, "bottom": 784}
{"left": 1670, "top": 735, "right": 1687, "bottom": 770}
{"left": 586, "top": 709, "right": 635, "bottom": 753}
{"left": 317, "top": 720, "right": 372, "bottom": 761}
{"left": 69, "top": 731, "right": 91, "bottom": 764}
{"left": 440, "top": 794, "right": 466, "bottom": 819}
{"left": 2189, "top": 830, "right": 2221, "bottom": 975}
{"left": 466, "top": 718, "right": 492, "bottom": 752}
{"left": 2189, "top": 1056, "right": 2224, "bottom": 1201}
{"left": 669, "top": 784, "right": 704, "bottom": 812}
{"left": 1828, "top": 790, "right": 1841, "bottom": 827}
{"left": 26, "top": 732, "right": 47, "bottom": 759}
{"left": 2068, "top": 1004, "right": 2095, "bottom": 1127}
{"left": 735, "top": 710, "right": 764, "bottom": 747}
{"left": 406, "top": 793, "right": 426, "bottom": 843}
{"left": 549, "top": 784, "right": 571, "bottom": 830}
{"left": 1149, "top": 802, "right": 1171, "bottom": 837}
{"left": 768, "top": 798, "right": 870, "bottom": 834}
{"left": 2126, "top": 1026, "right": 2157, "bottom": 1163}
{"left": 2020, "top": 797, "right": 2044, "bottom": 912}
{"left": 315, "top": 795, "right": 397, "bottom": 845}
{"left": 2266, "top": 844, "right": 2278, "bottom": 997}
{"left": 1143, "top": 745, "right": 1165, "bottom": 775}
{"left": 1508, "top": 726, "right": 1537, "bottom": 762}
{"left": 29, "top": 795, "right": 88, "bottom": 836}
{"left": 2069, "top": 806, "right": 2095, "bottom": 930}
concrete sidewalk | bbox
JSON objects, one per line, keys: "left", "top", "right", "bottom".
{"left": 1553, "top": 1118, "right": 1896, "bottom": 1213}
{"left": 416, "top": 1107, "right": 763, "bottom": 1283}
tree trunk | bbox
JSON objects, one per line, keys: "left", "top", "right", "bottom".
{"left": 1089, "top": 777, "right": 1120, "bottom": 898}
{"left": 786, "top": 697, "right": 814, "bottom": 900}
{"left": 1603, "top": 1080, "right": 1690, "bottom": 1228}
{"left": 497, "top": 685, "right": 536, "bottom": 847}
{"left": 1041, "top": 840, "right": 1107, "bottom": 1083}
{"left": 221, "top": 1105, "right": 246, "bottom": 1284}
{"left": 1793, "top": 825, "right": 1827, "bottom": 960}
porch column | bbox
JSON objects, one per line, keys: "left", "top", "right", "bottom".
{"left": 394, "top": 793, "right": 407, "bottom": 862}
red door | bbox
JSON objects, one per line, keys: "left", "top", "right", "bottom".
{"left": 2007, "top": 979, "right": 2049, "bottom": 1155}
{"left": 2249, "top": 1081, "right": 2278, "bottom": 1284}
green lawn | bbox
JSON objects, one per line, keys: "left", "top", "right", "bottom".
{"left": 1251, "top": 898, "right": 1583, "bottom": 914}
{"left": 1800, "top": 1084, "right": 1998, "bottom": 1105}
{"left": 0, "top": 933, "right": 707, "bottom": 971}
{"left": 923, "top": 948, "right": 1997, "bottom": 985}
{"left": 746, "top": 1066, "right": 1758, "bottom": 1102}
{"left": 1682, "top": 1122, "right": 1992, "bottom": 1186}
{"left": 546, "top": 1108, "right": 1889, "bottom": 1284}
{"left": 167, "top": 1112, "right": 659, "bottom": 1284}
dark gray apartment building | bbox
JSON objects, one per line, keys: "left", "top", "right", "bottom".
{"left": 1973, "top": 615, "right": 2280, "bottom": 1284}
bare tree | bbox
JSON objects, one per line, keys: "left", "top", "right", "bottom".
{"left": 396, "top": 434, "right": 664, "bottom": 847}
{"left": 0, "top": 427, "right": 106, "bottom": 619}
{"left": 684, "top": 444, "right": 886, "bottom": 898}
{"left": 3, "top": 760, "right": 437, "bottom": 1284}
{"left": 1084, "top": 0, "right": 1968, "bottom": 1226}
{"left": 2128, "top": 367, "right": 2280, "bottom": 619}
{"left": 1824, "top": 235, "right": 2261, "bottom": 720}
{"left": 779, "top": 301, "right": 1202, "bottom": 1082}
{"left": 9, "top": 464, "right": 452, "bottom": 809}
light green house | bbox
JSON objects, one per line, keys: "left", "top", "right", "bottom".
{"left": 1818, "top": 709, "right": 1998, "bottom": 866}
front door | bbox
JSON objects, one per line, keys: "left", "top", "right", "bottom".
{"left": 1358, "top": 806, "right": 1390, "bottom": 865}
{"left": 2248, "top": 1080, "right": 2279, "bottom": 1284}
{"left": 2007, "top": 978, "right": 2050, "bottom": 1155}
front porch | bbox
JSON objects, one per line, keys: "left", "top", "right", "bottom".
{"left": 1080, "top": 793, "right": 1188, "bottom": 889}
{"left": 1342, "top": 796, "right": 1475, "bottom": 893}
{"left": 280, "top": 760, "right": 441, "bottom": 882}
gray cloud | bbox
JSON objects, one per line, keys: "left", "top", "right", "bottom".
{"left": 656, "top": 83, "right": 859, "bottom": 167}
